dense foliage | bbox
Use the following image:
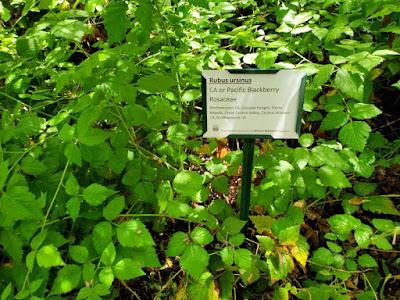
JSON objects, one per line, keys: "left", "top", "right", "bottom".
{"left": 0, "top": 0, "right": 399, "bottom": 299}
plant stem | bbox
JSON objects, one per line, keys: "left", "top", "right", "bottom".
{"left": 41, "top": 161, "right": 70, "bottom": 231}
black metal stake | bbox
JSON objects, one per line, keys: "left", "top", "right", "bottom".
{"left": 239, "top": 138, "right": 255, "bottom": 221}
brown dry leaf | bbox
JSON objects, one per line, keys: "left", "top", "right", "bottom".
{"left": 175, "top": 281, "right": 187, "bottom": 300}
{"left": 348, "top": 197, "right": 364, "bottom": 205}
{"left": 326, "top": 89, "right": 337, "bottom": 96}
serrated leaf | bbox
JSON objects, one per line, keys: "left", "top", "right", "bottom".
{"left": 313, "top": 64, "right": 334, "bottom": 86}
{"left": 103, "top": 196, "right": 125, "bottom": 221}
{"left": 180, "top": 244, "right": 209, "bottom": 279}
{"left": 320, "top": 111, "right": 349, "bottom": 130}
{"left": 137, "top": 74, "right": 176, "bottom": 93}
{"left": 172, "top": 170, "right": 203, "bottom": 198}
{"left": 99, "top": 267, "right": 114, "bottom": 287}
{"left": 50, "top": 265, "right": 81, "bottom": 295}
{"left": 166, "top": 231, "right": 188, "bottom": 256}
{"left": 298, "top": 133, "right": 314, "bottom": 147}
{"left": 220, "top": 247, "right": 234, "bottom": 266}
{"left": 371, "top": 219, "right": 394, "bottom": 231}
{"left": 318, "top": 166, "right": 351, "bottom": 189}
{"left": 117, "top": 220, "right": 155, "bottom": 248}
{"left": 256, "top": 51, "right": 277, "bottom": 68}
{"left": 182, "top": 89, "right": 201, "bottom": 102}
{"left": 82, "top": 183, "right": 116, "bottom": 206}
{"left": 36, "top": 244, "right": 65, "bottom": 268}
{"left": 328, "top": 214, "right": 361, "bottom": 241}
{"left": 66, "top": 197, "right": 81, "bottom": 221}
{"left": 290, "top": 236, "right": 309, "bottom": 268}
{"left": 350, "top": 103, "right": 382, "bottom": 119}
{"left": 51, "top": 20, "right": 90, "bottom": 42}
{"left": 354, "top": 224, "right": 372, "bottom": 249}
{"left": 334, "top": 69, "right": 363, "bottom": 101}
{"left": 222, "top": 217, "right": 247, "bottom": 235}
{"left": 65, "top": 174, "right": 80, "bottom": 196}
{"left": 357, "top": 254, "right": 378, "bottom": 268}
{"left": 103, "top": 1, "right": 130, "bottom": 43}
{"left": 362, "top": 196, "right": 399, "bottom": 215}
{"left": 69, "top": 245, "right": 88, "bottom": 264}
{"left": 211, "top": 176, "right": 229, "bottom": 194}
{"left": 92, "top": 222, "right": 113, "bottom": 254}
{"left": 234, "top": 248, "right": 253, "bottom": 269}
{"left": 100, "top": 243, "right": 116, "bottom": 266}
{"left": 113, "top": 259, "right": 145, "bottom": 280}
{"left": 256, "top": 235, "right": 275, "bottom": 251}
{"left": 190, "top": 227, "right": 213, "bottom": 246}
{"left": 339, "top": 121, "right": 371, "bottom": 152}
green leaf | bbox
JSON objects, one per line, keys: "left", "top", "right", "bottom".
{"left": 256, "top": 51, "right": 278, "bottom": 68}
{"left": 190, "top": 227, "right": 213, "bottom": 246}
{"left": 0, "top": 2, "right": 11, "bottom": 22}
{"left": 180, "top": 244, "right": 209, "bottom": 279}
{"left": 103, "top": 1, "right": 130, "bottom": 43}
{"left": 66, "top": 197, "right": 81, "bottom": 221}
{"left": 354, "top": 224, "right": 372, "bottom": 249}
{"left": 298, "top": 133, "right": 314, "bottom": 147}
{"left": 92, "top": 222, "right": 113, "bottom": 254}
{"left": 211, "top": 176, "right": 229, "bottom": 194}
{"left": 65, "top": 174, "right": 80, "bottom": 196}
{"left": 392, "top": 80, "right": 400, "bottom": 89}
{"left": 117, "top": 220, "right": 155, "bottom": 248}
{"left": 0, "top": 230, "right": 23, "bottom": 263}
{"left": 172, "top": 170, "right": 203, "bottom": 198}
{"left": 82, "top": 183, "right": 116, "bottom": 206}
{"left": 318, "top": 166, "right": 351, "bottom": 189}
{"left": 99, "top": 267, "right": 114, "bottom": 287}
{"left": 313, "top": 64, "right": 334, "bottom": 86}
{"left": 166, "top": 231, "right": 188, "bottom": 256}
{"left": 357, "top": 254, "right": 378, "bottom": 268}
{"left": 36, "top": 244, "right": 65, "bottom": 268}
{"left": 310, "top": 247, "right": 334, "bottom": 266}
{"left": 234, "top": 248, "right": 253, "bottom": 269}
{"left": 167, "top": 123, "right": 189, "bottom": 146}
{"left": 69, "top": 245, "right": 89, "bottom": 264}
{"left": 350, "top": 103, "right": 382, "bottom": 119}
{"left": 50, "top": 265, "right": 81, "bottom": 295}
{"left": 51, "top": 20, "right": 90, "bottom": 42}
{"left": 354, "top": 182, "right": 377, "bottom": 196}
{"left": 256, "top": 235, "right": 276, "bottom": 251}
{"left": 362, "top": 196, "right": 399, "bottom": 215}
{"left": 328, "top": 214, "right": 361, "bottom": 241}
{"left": 113, "top": 259, "right": 145, "bottom": 280}
{"left": 123, "top": 104, "right": 149, "bottom": 127}
{"left": 334, "top": 69, "right": 363, "bottom": 101}
{"left": 371, "top": 219, "right": 394, "bottom": 232}
{"left": 320, "top": 111, "right": 349, "bottom": 130}
{"left": 0, "top": 283, "right": 12, "bottom": 300}
{"left": 277, "top": 225, "right": 300, "bottom": 245}
{"left": 222, "top": 217, "right": 247, "bottom": 235}
{"left": 100, "top": 243, "right": 116, "bottom": 266}
{"left": 182, "top": 89, "right": 201, "bottom": 102}
{"left": 137, "top": 74, "right": 176, "bottom": 93}
{"left": 0, "top": 186, "right": 43, "bottom": 226}
{"left": 220, "top": 247, "right": 234, "bottom": 266}
{"left": 339, "top": 121, "right": 371, "bottom": 152}
{"left": 103, "top": 196, "right": 125, "bottom": 221}
{"left": 0, "top": 161, "right": 7, "bottom": 191}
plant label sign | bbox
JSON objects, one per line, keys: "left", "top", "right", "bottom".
{"left": 202, "top": 69, "right": 307, "bottom": 139}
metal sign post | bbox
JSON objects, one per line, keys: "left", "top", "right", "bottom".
{"left": 239, "top": 138, "right": 255, "bottom": 221}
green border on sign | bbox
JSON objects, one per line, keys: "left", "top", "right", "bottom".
{"left": 201, "top": 69, "right": 307, "bottom": 139}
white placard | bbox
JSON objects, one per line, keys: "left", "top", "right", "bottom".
{"left": 202, "top": 70, "right": 306, "bottom": 139}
